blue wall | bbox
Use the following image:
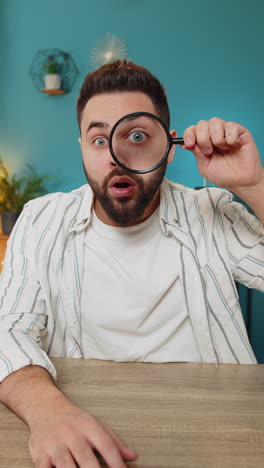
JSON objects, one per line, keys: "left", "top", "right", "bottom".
{"left": 1, "top": 0, "right": 264, "bottom": 360}
{"left": 2, "top": 0, "right": 264, "bottom": 188}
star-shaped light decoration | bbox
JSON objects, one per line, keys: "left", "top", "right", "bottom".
{"left": 90, "top": 32, "right": 127, "bottom": 70}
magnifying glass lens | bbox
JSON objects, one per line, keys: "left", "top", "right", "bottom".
{"left": 111, "top": 115, "right": 169, "bottom": 172}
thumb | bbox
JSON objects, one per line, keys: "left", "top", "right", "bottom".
{"left": 182, "top": 143, "right": 211, "bottom": 176}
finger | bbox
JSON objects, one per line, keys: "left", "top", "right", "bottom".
{"left": 69, "top": 438, "right": 101, "bottom": 468}
{"left": 100, "top": 420, "right": 137, "bottom": 460}
{"left": 225, "top": 121, "right": 242, "bottom": 146}
{"left": 196, "top": 120, "right": 213, "bottom": 155}
{"left": 34, "top": 456, "right": 52, "bottom": 468}
{"left": 53, "top": 449, "right": 78, "bottom": 468}
{"left": 209, "top": 117, "right": 229, "bottom": 150}
{"left": 183, "top": 125, "right": 197, "bottom": 148}
{"left": 89, "top": 425, "right": 127, "bottom": 468}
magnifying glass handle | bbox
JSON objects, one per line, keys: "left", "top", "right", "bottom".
{"left": 172, "top": 137, "right": 184, "bottom": 145}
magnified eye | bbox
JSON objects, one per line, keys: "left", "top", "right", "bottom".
{"left": 94, "top": 137, "right": 107, "bottom": 147}
{"left": 127, "top": 131, "right": 147, "bottom": 143}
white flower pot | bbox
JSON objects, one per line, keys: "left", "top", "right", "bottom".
{"left": 44, "top": 74, "right": 61, "bottom": 90}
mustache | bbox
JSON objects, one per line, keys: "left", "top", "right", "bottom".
{"left": 82, "top": 159, "right": 145, "bottom": 191}
{"left": 104, "top": 167, "right": 143, "bottom": 186}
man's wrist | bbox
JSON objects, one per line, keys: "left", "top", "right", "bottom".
{"left": 0, "top": 365, "right": 70, "bottom": 427}
{"left": 230, "top": 172, "right": 264, "bottom": 225}
{"left": 234, "top": 183, "right": 264, "bottom": 202}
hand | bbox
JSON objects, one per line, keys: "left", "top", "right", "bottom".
{"left": 182, "top": 117, "right": 264, "bottom": 195}
{"left": 29, "top": 401, "right": 137, "bottom": 468}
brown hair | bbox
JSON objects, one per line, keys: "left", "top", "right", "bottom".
{"left": 77, "top": 59, "right": 170, "bottom": 130}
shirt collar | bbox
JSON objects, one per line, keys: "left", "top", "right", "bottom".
{"left": 160, "top": 178, "right": 179, "bottom": 227}
{"left": 68, "top": 184, "right": 94, "bottom": 233}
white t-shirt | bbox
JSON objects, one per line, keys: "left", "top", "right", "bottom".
{"left": 81, "top": 208, "right": 201, "bottom": 362}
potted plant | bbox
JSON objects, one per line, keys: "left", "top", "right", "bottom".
{"left": 0, "top": 159, "right": 49, "bottom": 234}
{"left": 43, "top": 56, "right": 62, "bottom": 90}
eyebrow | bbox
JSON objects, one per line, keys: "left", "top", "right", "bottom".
{"left": 86, "top": 121, "right": 109, "bottom": 134}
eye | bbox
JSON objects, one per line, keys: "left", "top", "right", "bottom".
{"left": 94, "top": 137, "right": 107, "bottom": 147}
{"left": 127, "top": 131, "right": 147, "bottom": 144}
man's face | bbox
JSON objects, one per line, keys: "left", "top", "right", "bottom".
{"left": 79, "top": 92, "right": 175, "bottom": 227}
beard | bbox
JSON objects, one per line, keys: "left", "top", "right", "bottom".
{"left": 83, "top": 162, "right": 166, "bottom": 226}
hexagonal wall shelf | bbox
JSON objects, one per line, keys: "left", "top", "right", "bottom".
{"left": 30, "top": 48, "right": 79, "bottom": 95}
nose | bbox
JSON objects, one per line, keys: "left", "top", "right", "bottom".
{"left": 110, "top": 146, "right": 131, "bottom": 170}
{"left": 109, "top": 149, "right": 117, "bottom": 167}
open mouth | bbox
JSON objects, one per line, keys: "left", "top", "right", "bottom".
{"left": 114, "top": 182, "right": 131, "bottom": 189}
{"left": 109, "top": 176, "right": 136, "bottom": 197}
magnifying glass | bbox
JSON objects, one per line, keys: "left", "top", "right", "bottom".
{"left": 109, "top": 112, "right": 184, "bottom": 174}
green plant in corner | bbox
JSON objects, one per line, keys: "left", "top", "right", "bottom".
{"left": 0, "top": 158, "right": 49, "bottom": 214}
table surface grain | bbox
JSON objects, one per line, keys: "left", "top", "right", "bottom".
{"left": 0, "top": 358, "right": 264, "bottom": 467}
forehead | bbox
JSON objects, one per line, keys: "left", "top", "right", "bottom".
{"left": 80, "top": 92, "right": 156, "bottom": 133}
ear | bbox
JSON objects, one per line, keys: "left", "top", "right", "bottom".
{"left": 167, "top": 129, "right": 177, "bottom": 165}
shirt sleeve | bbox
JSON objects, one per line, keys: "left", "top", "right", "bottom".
{"left": 221, "top": 197, "right": 264, "bottom": 291}
{"left": 0, "top": 203, "right": 57, "bottom": 382}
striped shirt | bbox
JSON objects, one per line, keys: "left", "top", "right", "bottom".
{"left": 0, "top": 179, "right": 263, "bottom": 381}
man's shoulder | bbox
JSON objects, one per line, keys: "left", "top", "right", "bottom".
{"left": 26, "top": 184, "right": 91, "bottom": 208}
{"left": 164, "top": 179, "right": 232, "bottom": 204}
{"left": 25, "top": 184, "right": 93, "bottom": 222}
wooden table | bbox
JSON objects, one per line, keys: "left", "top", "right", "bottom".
{"left": 0, "top": 359, "right": 263, "bottom": 467}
